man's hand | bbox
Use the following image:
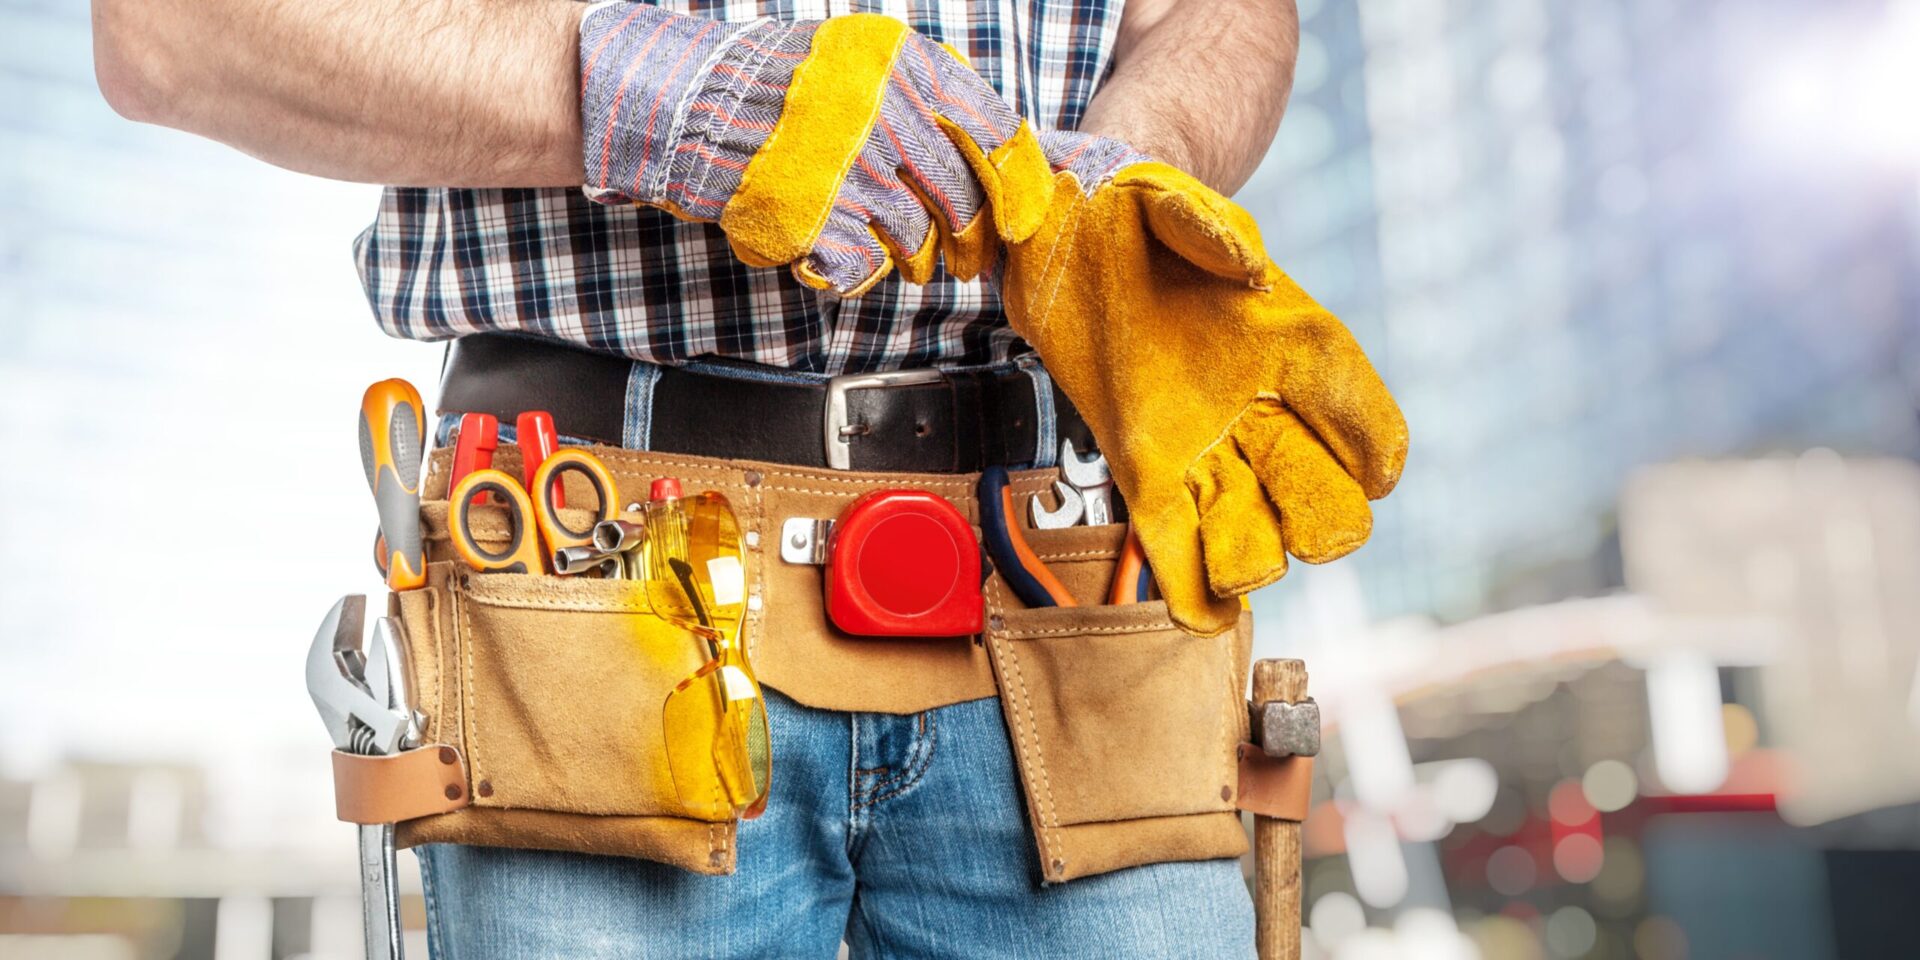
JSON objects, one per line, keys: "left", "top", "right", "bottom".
{"left": 1076, "top": 0, "right": 1299, "bottom": 195}
{"left": 577, "top": 5, "right": 1053, "bottom": 296}
{"left": 92, "top": 0, "right": 585, "bottom": 186}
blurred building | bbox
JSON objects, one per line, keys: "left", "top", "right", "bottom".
{"left": 1234, "top": 0, "right": 1920, "bottom": 957}
{"left": 1245, "top": 0, "right": 1920, "bottom": 625}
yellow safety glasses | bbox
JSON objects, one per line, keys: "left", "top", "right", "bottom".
{"left": 642, "top": 491, "right": 771, "bottom": 820}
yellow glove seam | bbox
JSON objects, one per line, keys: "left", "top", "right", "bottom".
{"left": 1027, "top": 175, "right": 1093, "bottom": 325}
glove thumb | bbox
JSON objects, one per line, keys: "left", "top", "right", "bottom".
{"left": 1113, "top": 164, "right": 1272, "bottom": 288}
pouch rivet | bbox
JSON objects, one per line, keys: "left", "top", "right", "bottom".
{"left": 477, "top": 780, "right": 494, "bottom": 798}
{"left": 1221, "top": 785, "right": 1233, "bottom": 802}
{"left": 445, "top": 785, "right": 462, "bottom": 801}
{"left": 745, "top": 530, "right": 761, "bottom": 548}
{"left": 709, "top": 850, "right": 727, "bottom": 867}
{"left": 438, "top": 747, "right": 456, "bottom": 765}
{"left": 744, "top": 470, "right": 764, "bottom": 487}
{"left": 988, "top": 615, "right": 1005, "bottom": 631}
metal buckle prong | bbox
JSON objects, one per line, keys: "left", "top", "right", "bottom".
{"left": 823, "top": 368, "right": 946, "bottom": 470}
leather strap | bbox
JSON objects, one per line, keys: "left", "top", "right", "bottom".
{"left": 437, "top": 334, "right": 1093, "bottom": 473}
{"left": 1235, "top": 743, "right": 1313, "bottom": 821}
{"left": 332, "top": 745, "right": 472, "bottom": 825}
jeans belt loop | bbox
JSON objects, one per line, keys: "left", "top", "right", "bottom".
{"left": 822, "top": 368, "right": 949, "bottom": 470}
{"left": 622, "top": 361, "right": 664, "bottom": 451}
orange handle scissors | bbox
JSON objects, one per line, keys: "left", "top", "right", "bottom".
{"left": 448, "top": 447, "right": 621, "bottom": 574}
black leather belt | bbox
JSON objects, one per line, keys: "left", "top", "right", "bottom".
{"left": 437, "top": 334, "right": 1092, "bottom": 473}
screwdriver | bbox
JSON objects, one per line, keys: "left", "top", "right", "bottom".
{"left": 361, "top": 379, "right": 426, "bottom": 591}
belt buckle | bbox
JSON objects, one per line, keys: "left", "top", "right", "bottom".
{"left": 823, "top": 368, "right": 947, "bottom": 470}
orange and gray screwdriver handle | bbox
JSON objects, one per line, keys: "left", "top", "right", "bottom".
{"left": 360, "top": 380, "right": 426, "bottom": 590}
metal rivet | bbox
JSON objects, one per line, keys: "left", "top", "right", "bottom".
{"left": 745, "top": 530, "right": 761, "bottom": 548}
{"left": 438, "top": 747, "right": 457, "bottom": 765}
{"left": 988, "top": 615, "right": 1005, "bottom": 631}
{"left": 709, "top": 850, "right": 727, "bottom": 867}
{"left": 477, "top": 780, "right": 494, "bottom": 798}
{"left": 445, "top": 785, "right": 463, "bottom": 801}
{"left": 1051, "top": 858, "right": 1065, "bottom": 873}
{"left": 744, "top": 470, "right": 764, "bottom": 487}
{"left": 1221, "top": 785, "right": 1233, "bottom": 802}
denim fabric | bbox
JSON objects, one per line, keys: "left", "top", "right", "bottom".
{"left": 418, "top": 691, "right": 1254, "bottom": 959}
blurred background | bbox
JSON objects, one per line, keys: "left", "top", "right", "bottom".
{"left": 3, "top": 0, "right": 1917, "bottom": 957}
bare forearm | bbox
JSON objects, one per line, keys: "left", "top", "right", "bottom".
{"left": 1079, "top": 0, "right": 1298, "bottom": 194}
{"left": 92, "top": 0, "right": 583, "bottom": 186}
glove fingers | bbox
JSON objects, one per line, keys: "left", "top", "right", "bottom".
{"left": 1132, "top": 494, "right": 1244, "bottom": 638}
{"left": 880, "top": 64, "right": 988, "bottom": 231}
{"left": 843, "top": 162, "right": 938, "bottom": 284}
{"left": 1232, "top": 400, "right": 1375, "bottom": 563}
{"left": 1188, "top": 437, "right": 1290, "bottom": 596}
{"left": 785, "top": 201, "right": 895, "bottom": 296}
{"left": 1269, "top": 306, "right": 1409, "bottom": 500}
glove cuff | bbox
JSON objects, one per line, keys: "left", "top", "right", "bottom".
{"left": 580, "top": 4, "right": 794, "bottom": 213}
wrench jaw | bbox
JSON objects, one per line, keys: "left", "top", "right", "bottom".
{"left": 373, "top": 618, "right": 425, "bottom": 749}
{"left": 1027, "top": 440, "right": 1116, "bottom": 529}
{"left": 1028, "top": 480, "right": 1086, "bottom": 530}
{"left": 307, "top": 595, "right": 411, "bottom": 758}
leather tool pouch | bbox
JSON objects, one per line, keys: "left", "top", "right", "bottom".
{"left": 981, "top": 524, "right": 1254, "bottom": 884}
{"left": 344, "top": 445, "right": 1258, "bottom": 883}
{"left": 378, "top": 449, "right": 747, "bottom": 875}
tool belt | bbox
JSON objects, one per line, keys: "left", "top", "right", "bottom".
{"left": 341, "top": 340, "right": 1289, "bottom": 884}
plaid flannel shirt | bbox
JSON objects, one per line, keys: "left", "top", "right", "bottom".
{"left": 353, "top": 0, "right": 1123, "bottom": 375}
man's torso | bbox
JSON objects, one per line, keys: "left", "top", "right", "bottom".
{"left": 354, "top": 0, "right": 1125, "bottom": 375}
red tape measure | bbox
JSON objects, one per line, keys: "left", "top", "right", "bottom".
{"left": 825, "top": 490, "right": 983, "bottom": 637}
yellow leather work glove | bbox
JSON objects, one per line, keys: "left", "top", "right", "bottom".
{"left": 1001, "top": 133, "right": 1409, "bottom": 636}
{"left": 579, "top": 5, "right": 1052, "bottom": 296}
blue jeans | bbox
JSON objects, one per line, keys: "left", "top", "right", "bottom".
{"left": 418, "top": 691, "right": 1254, "bottom": 959}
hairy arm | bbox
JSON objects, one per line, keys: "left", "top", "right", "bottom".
{"left": 92, "top": 0, "right": 584, "bottom": 186}
{"left": 1077, "top": 0, "right": 1299, "bottom": 195}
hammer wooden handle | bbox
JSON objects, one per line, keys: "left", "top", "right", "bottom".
{"left": 1252, "top": 659, "right": 1308, "bottom": 960}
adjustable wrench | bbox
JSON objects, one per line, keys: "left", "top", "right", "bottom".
{"left": 307, "top": 595, "right": 422, "bottom": 960}
{"left": 1029, "top": 439, "right": 1114, "bottom": 529}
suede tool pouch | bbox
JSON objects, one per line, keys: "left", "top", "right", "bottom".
{"left": 388, "top": 547, "right": 742, "bottom": 875}
{"left": 982, "top": 525, "right": 1254, "bottom": 884}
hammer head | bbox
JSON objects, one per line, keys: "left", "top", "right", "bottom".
{"left": 306, "top": 595, "right": 411, "bottom": 756}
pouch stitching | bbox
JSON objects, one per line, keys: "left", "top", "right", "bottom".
{"left": 985, "top": 584, "right": 1062, "bottom": 853}
{"left": 570, "top": 447, "right": 978, "bottom": 493}
{"left": 430, "top": 585, "right": 447, "bottom": 747}
{"left": 1210, "top": 633, "right": 1237, "bottom": 811}
{"left": 1031, "top": 548, "right": 1122, "bottom": 561}
{"left": 1002, "top": 621, "right": 1178, "bottom": 639}
{"left": 455, "top": 588, "right": 486, "bottom": 803}
{"left": 746, "top": 481, "right": 768, "bottom": 663}
{"left": 459, "top": 593, "right": 656, "bottom": 614}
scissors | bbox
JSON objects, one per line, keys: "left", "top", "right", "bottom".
{"left": 448, "top": 447, "right": 621, "bottom": 574}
